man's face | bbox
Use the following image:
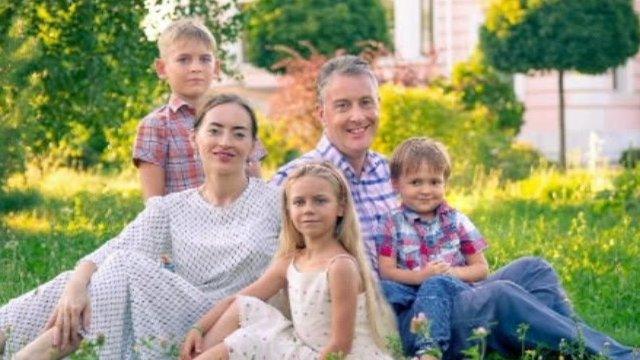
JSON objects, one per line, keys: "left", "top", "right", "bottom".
{"left": 319, "top": 74, "right": 379, "bottom": 161}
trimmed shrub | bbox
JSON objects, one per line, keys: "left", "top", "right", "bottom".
{"left": 244, "top": 0, "right": 391, "bottom": 71}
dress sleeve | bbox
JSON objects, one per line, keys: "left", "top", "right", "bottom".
{"left": 132, "top": 113, "right": 168, "bottom": 167}
{"left": 80, "top": 197, "right": 171, "bottom": 267}
{"left": 455, "top": 211, "right": 488, "bottom": 255}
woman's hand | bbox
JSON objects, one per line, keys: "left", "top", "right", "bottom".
{"left": 180, "top": 327, "right": 204, "bottom": 360}
{"left": 45, "top": 280, "right": 91, "bottom": 350}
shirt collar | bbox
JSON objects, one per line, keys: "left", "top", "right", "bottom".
{"left": 168, "top": 94, "right": 196, "bottom": 115}
{"left": 315, "top": 133, "right": 380, "bottom": 179}
{"left": 402, "top": 201, "right": 453, "bottom": 224}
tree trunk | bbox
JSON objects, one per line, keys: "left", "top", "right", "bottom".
{"left": 558, "top": 69, "right": 566, "bottom": 171}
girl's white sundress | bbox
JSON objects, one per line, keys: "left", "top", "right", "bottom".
{"left": 0, "top": 178, "right": 281, "bottom": 359}
{"left": 224, "top": 255, "right": 392, "bottom": 359}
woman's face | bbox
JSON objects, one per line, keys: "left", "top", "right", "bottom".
{"left": 193, "top": 102, "right": 255, "bottom": 176}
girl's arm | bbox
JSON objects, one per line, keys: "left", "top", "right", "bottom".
{"left": 181, "top": 257, "right": 289, "bottom": 359}
{"left": 319, "top": 257, "right": 361, "bottom": 359}
{"left": 192, "top": 257, "right": 289, "bottom": 333}
{"left": 449, "top": 252, "right": 489, "bottom": 282}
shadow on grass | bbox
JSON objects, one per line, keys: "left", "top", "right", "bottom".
{"left": 0, "top": 189, "right": 43, "bottom": 213}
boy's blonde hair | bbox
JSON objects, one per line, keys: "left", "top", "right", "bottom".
{"left": 158, "top": 18, "right": 216, "bottom": 58}
{"left": 390, "top": 137, "right": 452, "bottom": 181}
{"left": 276, "top": 161, "right": 397, "bottom": 351}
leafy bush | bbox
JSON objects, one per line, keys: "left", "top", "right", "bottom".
{"left": 258, "top": 114, "right": 301, "bottom": 172}
{"left": 619, "top": 147, "right": 640, "bottom": 169}
{"left": 374, "top": 84, "right": 526, "bottom": 186}
{"left": 0, "top": 1, "right": 242, "bottom": 170}
{"left": 244, "top": 0, "right": 391, "bottom": 71}
{"left": 492, "top": 142, "right": 543, "bottom": 181}
{"left": 0, "top": 122, "right": 24, "bottom": 192}
{"left": 437, "top": 50, "right": 525, "bottom": 135}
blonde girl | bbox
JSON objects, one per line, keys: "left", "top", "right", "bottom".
{"left": 180, "top": 161, "right": 396, "bottom": 360}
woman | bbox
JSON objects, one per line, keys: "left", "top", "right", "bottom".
{"left": 0, "top": 94, "right": 281, "bottom": 359}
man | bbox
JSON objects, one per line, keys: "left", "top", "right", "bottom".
{"left": 271, "top": 55, "right": 399, "bottom": 270}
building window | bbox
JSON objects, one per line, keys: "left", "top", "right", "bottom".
{"left": 612, "top": 63, "right": 629, "bottom": 93}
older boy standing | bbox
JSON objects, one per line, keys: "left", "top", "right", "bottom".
{"left": 134, "top": 19, "right": 265, "bottom": 200}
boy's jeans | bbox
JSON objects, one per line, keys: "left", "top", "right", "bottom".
{"left": 381, "top": 275, "right": 469, "bottom": 356}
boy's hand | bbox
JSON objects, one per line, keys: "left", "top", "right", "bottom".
{"left": 180, "top": 327, "right": 203, "bottom": 360}
{"left": 420, "top": 260, "right": 451, "bottom": 281}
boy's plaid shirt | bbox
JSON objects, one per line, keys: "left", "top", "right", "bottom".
{"left": 376, "top": 202, "right": 488, "bottom": 271}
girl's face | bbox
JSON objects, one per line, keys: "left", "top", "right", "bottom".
{"left": 192, "top": 102, "right": 255, "bottom": 176}
{"left": 287, "top": 175, "right": 344, "bottom": 242}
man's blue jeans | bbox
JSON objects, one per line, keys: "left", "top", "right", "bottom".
{"left": 382, "top": 257, "right": 635, "bottom": 359}
{"left": 446, "top": 257, "right": 635, "bottom": 360}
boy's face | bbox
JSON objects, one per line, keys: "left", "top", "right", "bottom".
{"left": 393, "top": 163, "right": 446, "bottom": 219}
{"left": 156, "top": 39, "right": 217, "bottom": 104}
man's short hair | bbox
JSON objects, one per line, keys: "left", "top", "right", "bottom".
{"left": 158, "top": 18, "right": 216, "bottom": 58}
{"left": 390, "top": 137, "right": 452, "bottom": 181}
{"left": 316, "top": 55, "right": 378, "bottom": 105}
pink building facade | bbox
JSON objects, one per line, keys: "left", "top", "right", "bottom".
{"left": 394, "top": 0, "right": 640, "bottom": 163}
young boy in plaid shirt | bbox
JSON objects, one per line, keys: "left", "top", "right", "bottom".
{"left": 133, "top": 18, "right": 266, "bottom": 200}
{"left": 376, "top": 137, "right": 634, "bottom": 360}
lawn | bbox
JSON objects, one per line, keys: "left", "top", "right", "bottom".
{"left": 1, "top": 165, "right": 639, "bottom": 351}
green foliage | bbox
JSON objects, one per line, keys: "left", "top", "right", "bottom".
{"left": 439, "top": 50, "right": 525, "bottom": 135}
{"left": 257, "top": 114, "right": 301, "bottom": 171}
{"left": 373, "top": 84, "right": 540, "bottom": 185}
{"left": 480, "top": 0, "right": 640, "bottom": 74}
{"left": 619, "top": 147, "right": 640, "bottom": 169}
{"left": 244, "top": 0, "right": 391, "bottom": 71}
{"left": 0, "top": 121, "right": 24, "bottom": 192}
{"left": 0, "top": 1, "right": 242, "bottom": 170}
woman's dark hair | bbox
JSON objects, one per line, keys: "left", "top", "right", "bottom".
{"left": 194, "top": 93, "right": 258, "bottom": 139}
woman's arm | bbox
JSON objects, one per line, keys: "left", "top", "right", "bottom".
{"left": 449, "top": 252, "right": 489, "bottom": 282}
{"left": 319, "top": 257, "right": 361, "bottom": 359}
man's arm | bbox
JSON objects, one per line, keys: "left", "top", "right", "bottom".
{"left": 138, "top": 161, "right": 165, "bottom": 200}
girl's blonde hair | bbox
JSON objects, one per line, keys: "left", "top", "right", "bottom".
{"left": 276, "top": 161, "right": 397, "bottom": 351}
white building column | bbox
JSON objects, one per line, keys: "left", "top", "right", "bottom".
{"left": 394, "top": 0, "right": 422, "bottom": 60}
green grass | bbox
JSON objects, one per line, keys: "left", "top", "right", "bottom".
{"left": 1, "top": 165, "right": 639, "bottom": 350}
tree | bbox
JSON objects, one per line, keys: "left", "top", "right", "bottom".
{"left": 244, "top": 0, "right": 391, "bottom": 71}
{"left": 439, "top": 50, "right": 525, "bottom": 135}
{"left": 480, "top": 0, "right": 640, "bottom": 170}
{"left": 0, "top": 0, "right": 242, "bottom": 171}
